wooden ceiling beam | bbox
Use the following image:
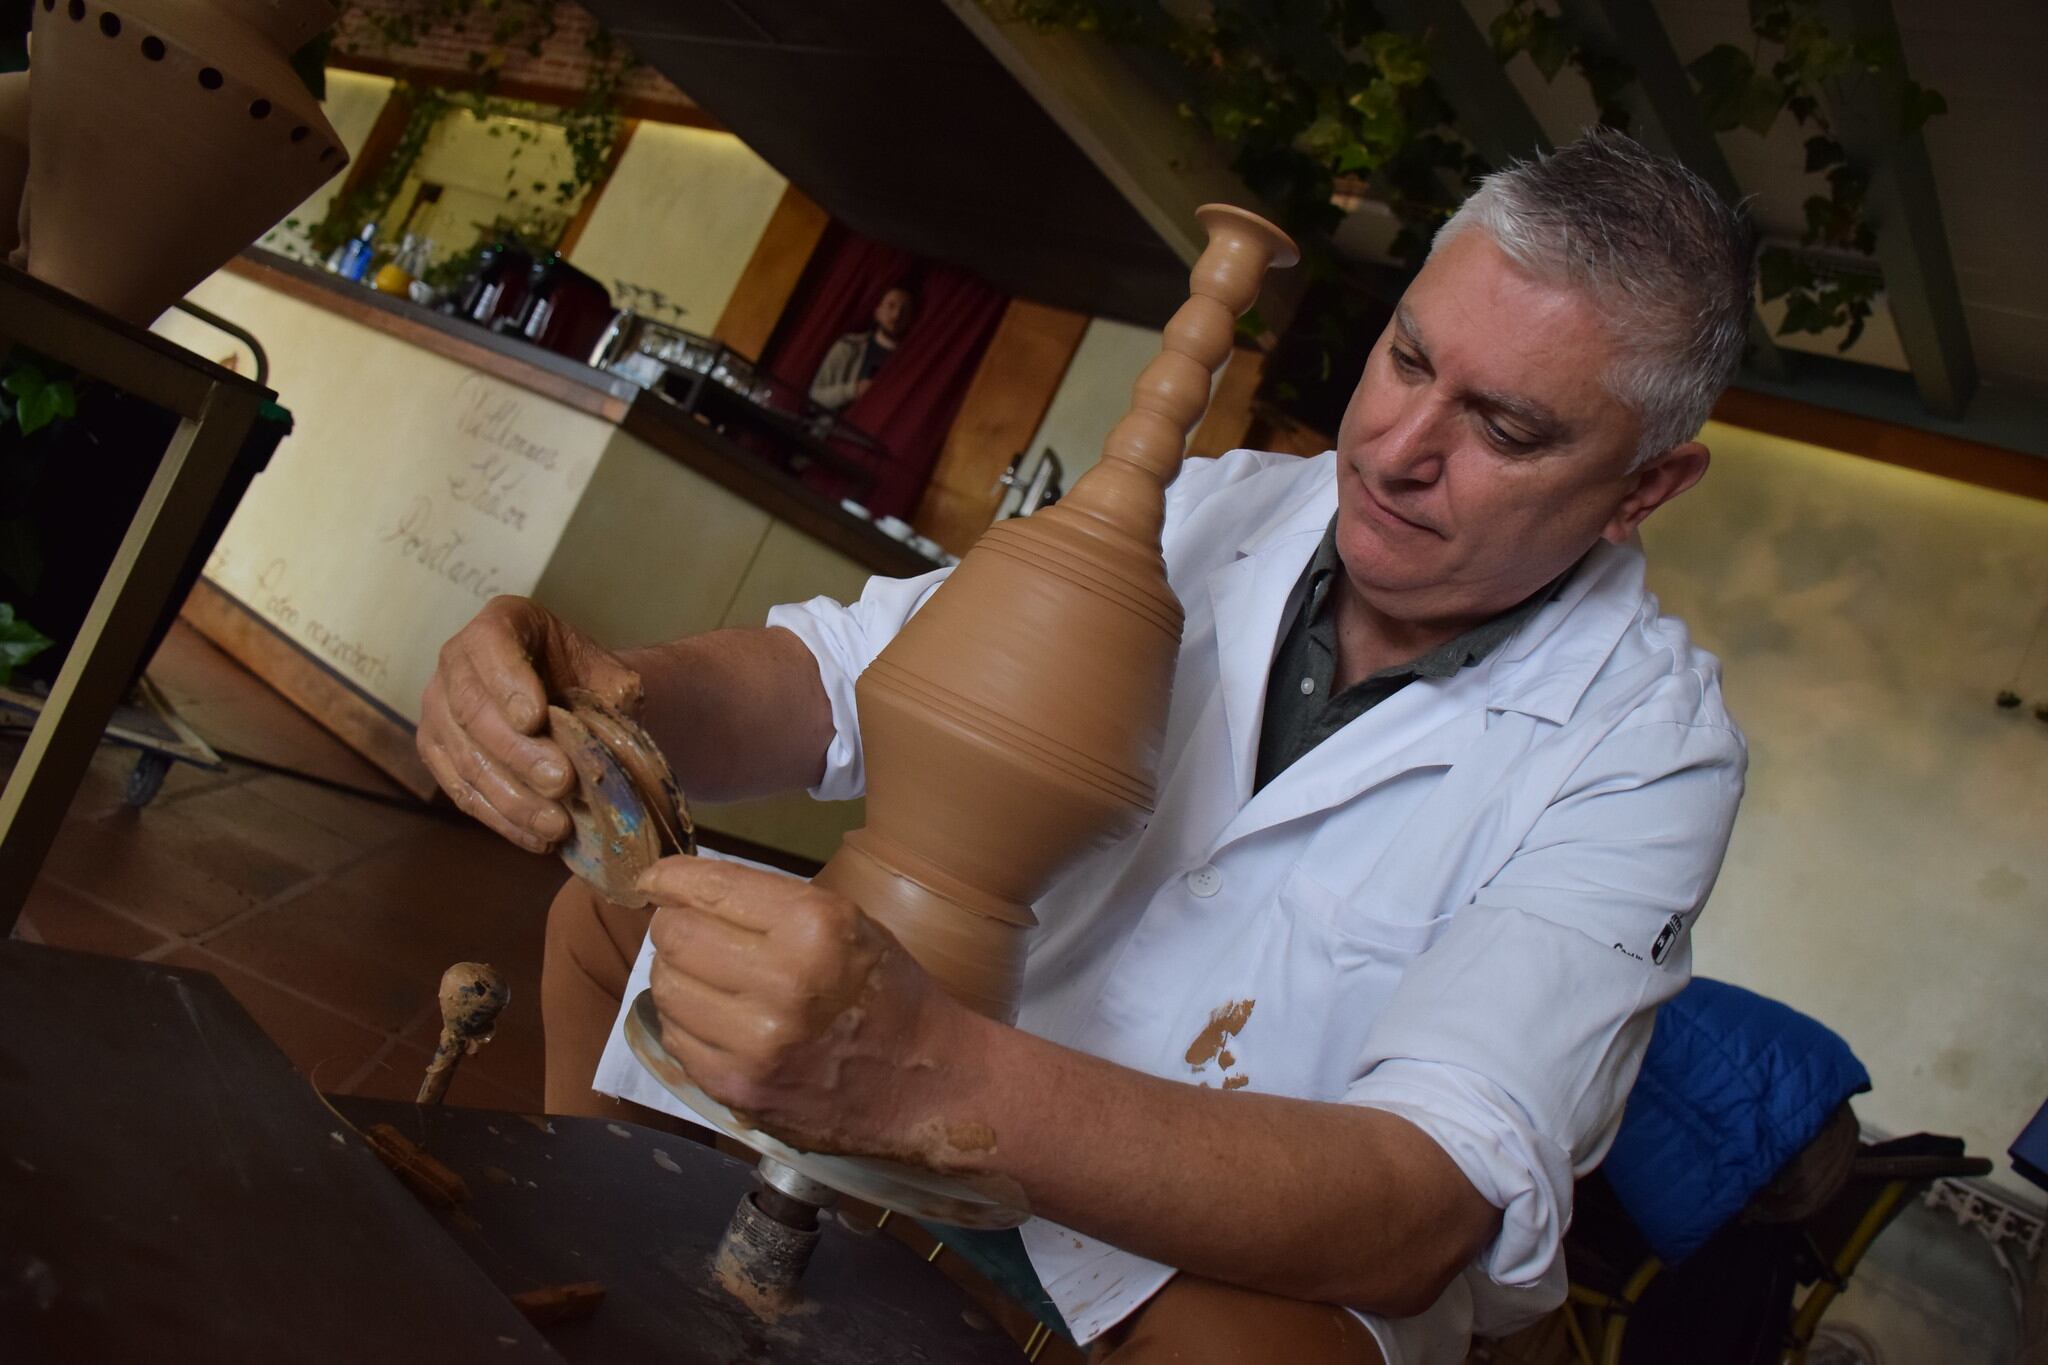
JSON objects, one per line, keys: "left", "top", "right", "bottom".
{"left": 938, "top": 0, "right": 1264, "bottom": 270}
{"left": 1816, "top": 0, "right": 1977, "bottom": 419}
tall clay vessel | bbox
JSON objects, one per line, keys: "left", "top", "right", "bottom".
{"left": 19, "top": 0, "right": 347, "bottom": 323}
{"left": 811, "top": 206, "right": 1298, "bottom": 1021}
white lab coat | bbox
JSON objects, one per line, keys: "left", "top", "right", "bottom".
{"left": 598, "top": 447, "right": 1746, "bottom": 1364}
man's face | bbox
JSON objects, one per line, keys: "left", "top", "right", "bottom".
{"left": 1332, "top": 229, "right": 1704, "bottom": 628}
{"left": 874, "top": 289, "right": 913, "bottom": 338}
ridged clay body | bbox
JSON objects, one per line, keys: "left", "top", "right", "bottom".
{"left": 812, "top": 205, "right": 1299, "bottom": 1023}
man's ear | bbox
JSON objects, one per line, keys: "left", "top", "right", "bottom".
{"left": 1602, "top": 442, "right": 1709, "bottom": 544}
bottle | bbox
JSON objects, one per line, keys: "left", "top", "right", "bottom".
{"left": 374, "top": 233, "right": 429, "bottom": 297}
{"left": 337, "top": 222, "right": 379, "bottom": 282}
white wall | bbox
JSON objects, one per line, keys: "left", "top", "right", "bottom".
{"left": 1643, "top": 422, "right": 2048, "bottom": 1200}
{"left": 565, "top": 123, "right": 787, "bottom": 333}
{"left": 1020, "top": 318, "right": 1162, "bottom": 497}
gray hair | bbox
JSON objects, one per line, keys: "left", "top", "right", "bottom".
{"left": 1433, "top": 127, "right": 1756, "bottom": 468}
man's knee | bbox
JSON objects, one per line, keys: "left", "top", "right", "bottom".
{"left": 543, "top": 875, "right": 650, "bottom": 1002}
{"left": 1093, "top": 1275, "right": 1382, "bottom": 1364}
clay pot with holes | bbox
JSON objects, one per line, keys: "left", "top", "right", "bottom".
{"left": 0, "top": 72, "right": 26, "bottom": 258}
{"left": 20, "top": 0, "right": 346, "bottom": 323}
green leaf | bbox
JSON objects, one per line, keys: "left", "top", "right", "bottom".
{"left": 2, "top": 362, "right": 45, "bottom": 400}
{"left": 1527, "top": 14, "right": 1572, "bottom": 82}
{"left": 1489, "top": 8, "right": 1533, "bottom": 61}
{"left": 1804, "top": 134, "right": 1845, "bottom": 173}
{"left": 1689, "top": 45, "right": 1757, "bottom": 132}
{"left": 1757, "top": 247, "right": 1806, "bottom": 302}
{"left": 1363, "top": 30, "right": 1429, "bottom": 87}
{"left": 0, "top": 603, "right": 53, "bottom": 686}
{"left": 1737, "top": 73, "right": 1786, "bottom": 136}
{"left": 15, "top": 380, "right": 66, "bottom": 435}
{"left": 1899, "top": 80, "right": 1946, "bottom": 136}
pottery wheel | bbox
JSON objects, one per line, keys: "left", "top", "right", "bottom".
{"left": 626, "top": 990, "right": 1029, "bottom": 1230}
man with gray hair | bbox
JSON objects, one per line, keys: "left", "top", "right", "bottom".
{"left": 420, "top": 127, "right": 1755, "bottom": 1363}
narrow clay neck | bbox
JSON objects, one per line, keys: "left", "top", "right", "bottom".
{"left": 1060, "top": 206, "right": 1297, "bottom": 541}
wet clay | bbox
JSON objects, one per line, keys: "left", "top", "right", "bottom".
{"left": 417, "top": 961, "right": 510, "bottom": 1104}
{"left": 812, "top": 206, "right": 1298, "bottom": 1023}
{"left": 1184, "top": 999, "right": 1256, "bottom": 1068}
{"left": 550, "top": 696, "right": 693, "bottom": 906}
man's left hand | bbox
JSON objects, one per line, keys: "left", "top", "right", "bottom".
{"left": 642, "top": 858, "right": 961, "bottom": 1162}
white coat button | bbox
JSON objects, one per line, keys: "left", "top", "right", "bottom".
{"left": 1186, "top": 864, "right": 1223, "bottom": 898}
{"left": 1299, "top": 676, "right": 1315, "bottom": 695}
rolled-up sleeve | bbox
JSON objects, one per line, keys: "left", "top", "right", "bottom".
{"left": 1345, "top": 719, "right": 1745, "bottom": 1290}
{"left": 764, "top": 566, "right": 951, "bottom": 802}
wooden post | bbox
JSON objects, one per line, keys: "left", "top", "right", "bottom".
{"left": 911, "top": 300, "right": 1090, "bottom": 556}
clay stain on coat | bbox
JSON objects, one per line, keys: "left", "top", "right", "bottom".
{"left": 1185, "top": 999, "right": 1255, "bottom": 1068}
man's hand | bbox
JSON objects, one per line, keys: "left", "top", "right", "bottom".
{"left": 418, "top": 595, "right": 641, "bottom": 853}
{"left": 642, "top": 858, "right": 967, "bottom": 1164}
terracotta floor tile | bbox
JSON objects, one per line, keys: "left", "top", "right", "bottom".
{"left": 167, "top": 777, "right": 367, "bottom": 875}
{"left": 201, "top": 821, "right": 562, "bottom": 1036}
{"left": 157, "top": 945, "right": 395, "bottom": 1093}
{"left": 250, "top": 772, "right": 432, "bottom": 852}
{"left": 18, "top": 877, "right": 169, "bottom": 959}
{"left": 40, "top": 800, "right": 320, "bottom": 939}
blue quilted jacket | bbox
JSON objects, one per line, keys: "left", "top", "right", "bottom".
{"left": 1599, "top": 977, "right": 1871, "bottom": 1263}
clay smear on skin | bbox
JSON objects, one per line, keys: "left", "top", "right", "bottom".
{"left": 1184, "top": 999, "right": 1255, "bottom": 1067}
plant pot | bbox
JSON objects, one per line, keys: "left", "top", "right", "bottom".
{"left": 20, "top": 0, "right": 347, "bottom": 324}
{"left": 0, "top": 72, "right": 25, "bottom": 258}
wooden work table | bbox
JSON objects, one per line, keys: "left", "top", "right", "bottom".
{"left": 157, "top": 252, "right": 920, "bottom": 860}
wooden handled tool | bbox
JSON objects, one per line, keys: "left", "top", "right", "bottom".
{"left": 417, "top": 961, "right": 509, "bottom": 1105}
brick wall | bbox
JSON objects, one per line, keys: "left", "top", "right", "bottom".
{"left": 332, "top": 0, "right": 698, "bottom": 116}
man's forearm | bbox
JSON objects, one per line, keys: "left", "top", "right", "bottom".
{"left": 620, "top": 626, "right": 834, "bottom": 803}
{"left": 924, "top": 1011, "right": 1502, "bottom": 1316}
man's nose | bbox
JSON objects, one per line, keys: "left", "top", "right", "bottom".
{"left": 1376, "top": 394, "right": 1447, "bottom": 485}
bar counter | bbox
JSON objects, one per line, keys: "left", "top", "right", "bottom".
{"left": 157, "top": 252, "right": 917, "bottom": 860}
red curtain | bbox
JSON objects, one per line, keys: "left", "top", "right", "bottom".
{"left": 766, "top": 227, "right": 1010, "bottom": 521}
{"left": 765, "top": 226, "right": 918, "bottom": 398}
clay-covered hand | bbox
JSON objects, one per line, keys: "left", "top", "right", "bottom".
{"left": 643, "top": 857, "right": 958, "bottom": 1162}
{"left": 418, "top": 595, "right": 641, "bottom": 853}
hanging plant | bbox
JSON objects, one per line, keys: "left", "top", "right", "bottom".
{"left": 284, "top": 0, "right": 635, "bottom": 261}
{"left": 1488, "top": 0, "right": 1636, "bottom": 132}
{"left": 1686, "top": 0, "right": 1945, "bottom": 350}
{"left": 1006, "top": 0, "right": 1484, "bottom": 280}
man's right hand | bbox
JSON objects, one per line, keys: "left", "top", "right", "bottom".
{"left": 418, "top": 596, "right": 642, "bottom": 853}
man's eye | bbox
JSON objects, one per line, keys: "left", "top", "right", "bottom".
{"left": 1484, "top": 420, "right": 1537, "bottom": 453}
{"left": 1389, "top": 347, "right": 1422, "bottom": 374}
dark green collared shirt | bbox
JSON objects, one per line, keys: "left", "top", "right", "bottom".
{"left": 1253, "top": 517, "right": 1560, "bottom": 793}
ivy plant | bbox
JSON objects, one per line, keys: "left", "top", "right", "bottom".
{"left": 1008, "top": 0, "right": 1484, "bottom": 275}
{"left": 1686, "top": 0, "right": 1945, "bottom": 349}
{"left": 0, "top": 601, "right": 50, "bottom": 686}
{"left": 287, "top": 0, "right": 636, "bottom": 264}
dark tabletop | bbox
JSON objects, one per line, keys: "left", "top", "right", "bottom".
{"left": 0, "top": 942, "right": 560, "bottom": 1363}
